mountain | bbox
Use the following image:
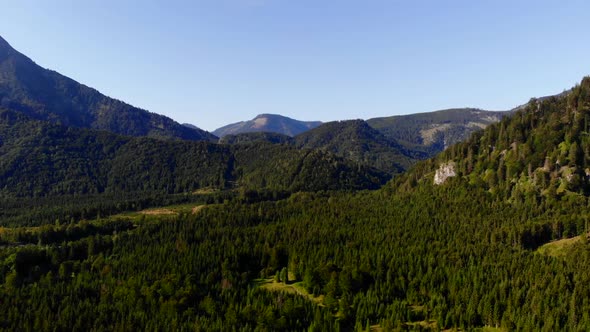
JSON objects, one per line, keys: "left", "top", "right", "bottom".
{"left": 226, "top": 110, "right": 513, "bottom": 175}
{"left": 367, "top": 108, "right": 509, "bottom": 155}
{"left": 0, "top": 109, "right": 387, "bottom": 198}
{"left": 0, "top": 35, "right": 216, "bottom": 141}
{"left": 213, "top": 113, "right": 322, "bottom": 137}
{"left": 510, "top": 89, "right": 572, "bottom": 112}
{"left": 397, "top": 77, "right": 588, "bottom": 204}
{"left": 294, "top": 119, "right": 427, "bottom": 174}
{"left": 181, "top": 123, "right": 200, "bottom": 130}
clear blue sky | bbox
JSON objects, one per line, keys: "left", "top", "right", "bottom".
{"left": 1, "top": 0, "right": 589, "bottom": 131}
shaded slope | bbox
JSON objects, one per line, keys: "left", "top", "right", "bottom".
{"left": 0, "top": 35, "right": 216, "bottom": 141}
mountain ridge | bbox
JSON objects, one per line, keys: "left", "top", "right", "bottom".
{"left": 0, "top": 35, "right": 217, "bottom": 142}
{"left": 213, "top": 113, "right": 322, "bottom": 137}
{"left": 213, "top": 109, "right": 511, "bottom": 158}
{"left": 367, "top": 108, "right": 509, "bottom": 155}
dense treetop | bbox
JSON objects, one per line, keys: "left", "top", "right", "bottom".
{"left": 219, "top": 132, "right": 294, "bottom": 145}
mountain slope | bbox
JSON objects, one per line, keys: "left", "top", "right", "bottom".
{"left": 0, "top": 109, "right": 386, "bottom": 197}
{"left": 294, "top": 119, "right": 427, "bottom": 174}
{"left": 367, "top": 108, "right": 508, "bottom": 155}
{"left": 397, "top": 77, "right": 590, "bottom": 205}
{"left": 0, "top": 35, "right": 216, "bottom": 141}
{"left": 213, "top": 114, "right": 321, "bottom": 137}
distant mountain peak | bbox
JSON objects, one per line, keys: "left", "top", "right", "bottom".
{"left": 255, "top": 113, "right": 290, "bottom": 118}
{"left": 213, "top": 114, "right": 322, "bottom": 137}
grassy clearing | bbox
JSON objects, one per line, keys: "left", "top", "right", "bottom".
{"left": 138, "top": 203, "right": 208, "bottom": 215}
{"left": 255, "top": 278, "right": 438, "bottom": 331}
{"left": 109, "top": 203, "right": 212, "bottom": 222}
{"left": 255, "top": 279, "right": 455, "bottom": 331}
{"left": 138, "top": 209, "right": 176, "bottom": 215}
{"left": 191, "top": 205, "right": 206, "bottom": 214}
{"left": 536, "top": 236, "right": 583, "bottom": 257}
{"left": 409, "top": 304, "right": 425, "bottom": 312}
{"left": 191, "top": 187, "right": 220, "bottom": 195}
{"left": 254, "top": 278, "right": 324, "bottom": 306}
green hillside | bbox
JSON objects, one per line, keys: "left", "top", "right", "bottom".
{"left": 0, "top": 109, "right": 387, "bottom": 200}
{"left": 400, "top": 77, "right": 590, "bottom": 205}
{"left": 294, "top": 119, "right": 427, "bottom": 174}
{"left": 219, "top": 132, "right": 294, "bottom": 145}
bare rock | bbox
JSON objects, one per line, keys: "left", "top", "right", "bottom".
{"left": 434, "top": 161, "right": 456, "bottom": 185}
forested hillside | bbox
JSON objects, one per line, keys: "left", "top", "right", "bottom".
{"left": 294, "top": 120, "right": 427, "bottom": 174}
{"left": 0, "top": 35, "right": 216, "bottom": 141}
{"left": 0, "top": 109, "right": 387, "bottom": 199}
{"left": 219, "top": 132, "right": 294, "bottom": 145}
{"left": 399, "top": 77, "right": 590, "bottom": 205}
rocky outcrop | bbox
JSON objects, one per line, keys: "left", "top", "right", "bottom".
{"left": 434, "top": 161, "right": 456, "bottom": 185}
